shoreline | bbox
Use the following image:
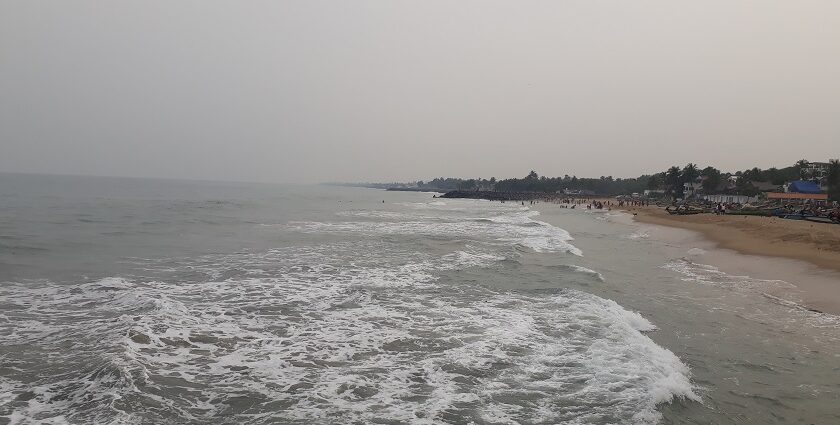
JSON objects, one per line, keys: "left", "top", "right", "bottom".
{"left": 626, "top": 205, "right": 840, "bottom": 274}
{"left": 621, "top": 204, "right": 840, "bottom": 315}
{"left": 532, "top": 201, "right": 840, "bottom": 315}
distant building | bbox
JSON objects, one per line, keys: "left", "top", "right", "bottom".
{"left": 750, "top": 181, "right": 781, "bottom": 192}
{"left": 724, "top": 175, "right": 741, "bottom": 191}
{"left": 643, "top": 189, "right": 666, "bottom": 197}
{"left": 801, "top": 161, "right": 832, "bottom": 190}
{"left": 803, "top": 161, "right": 831, "bottom": 179}
{"left": 683, "top": 181, "right": 702, "bottom": 198}
{"left": 767, "top": 192, "right": 829, "bottom": 204}
{"left": 702, "top": 194, "right": 759, "bottom": 204}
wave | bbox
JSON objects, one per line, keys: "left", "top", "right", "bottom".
{"left": 663, "top": 259, "right": 792, "bottom": 290}
{"left": 0, "top": 246, "right": 696, "bottom": 424}
{"left": 663, "top": 258, "right": 840, "bottom": 332}
{"left": 553, "top": 264, "right": 606, "bottom": 282}
{"left": 288, "top": 209, "right": 582, "bottom": 256}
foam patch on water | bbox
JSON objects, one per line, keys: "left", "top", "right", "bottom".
{"left": 1, "top": 247, "right": 696, "bottom": 424}
{"left": 663, "top": 259, "right": 792, "bottom": 290}
{"left": 440, "top": 250, "right": 506, "bottom": 270}
{"left": 624, "top": 229, "right": 651, "bottom": 240}
{"left": 567, "top": 265, "right": 606, "bottom": 282}
{"left": 289, "top": 208, "right": 582, "bottom": 256}
{"left": 663, "top": 259, "right": 840, "bottom": 332}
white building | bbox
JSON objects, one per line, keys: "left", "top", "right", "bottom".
{"left": 802, "top": 161, "right": 831, "bottom": 190}
{"left": 702, "top": 194, "right": 759, "bottom": 204}
{"left": 683, "top": 181, "right": 703, "bottom": 198}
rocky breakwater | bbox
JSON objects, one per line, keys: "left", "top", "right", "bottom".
{"left": 440, "top": 190, "right": 564, "bottom": 201}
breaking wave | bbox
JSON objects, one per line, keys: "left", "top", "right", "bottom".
{"left": 1, "top": 245, "right": 696, "bottom": 423}
{"left": 289, "top": 208, "right": 582, "bottom": 256}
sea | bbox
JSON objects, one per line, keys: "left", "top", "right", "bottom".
{"left": 1, "top": 173, "right": 839, "bottom": 424}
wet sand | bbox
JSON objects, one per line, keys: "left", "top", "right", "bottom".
{"left": 533, "top": 200, "right": 840, "bottom": 314}
{"left": 617, "top": 204, "right": 840, "bottom": 315}
{"left": 627, "top": 205, "right": 840, "bottom": 273}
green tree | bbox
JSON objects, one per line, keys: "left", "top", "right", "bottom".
{"left": 701, "top": 167, "right": 722, "bottom": 193}
{"left": 735, "top": 178, "right": 759, "bottom": 197}
{"left": 647, "top": 173, "right": 664, "bottom": 190}
{"left": 828, "top": 159, "right": 840, "bottom": 201}
{"left": 665, "top": 166, "right": 682, "bottom": 198}
{"left": 681, "top": 163, "right": 700, "bottom": 183}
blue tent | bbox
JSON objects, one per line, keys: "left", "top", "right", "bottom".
{"left": 787, "top": 180, "right": 822, "bottom": 194}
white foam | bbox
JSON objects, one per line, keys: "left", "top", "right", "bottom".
{"left": 565, "top": 265, "right": 606, "bottom": 282}
{"left": 625, "top": 229, "right": 651, "bottom": 240}
{"left": 289, "top": 209, "right": 582, "bottom": 256}
{"left": 440, "top": 250, "right": 505, "bottom": 270}
{"left": 663, "top": 259, "right": 840, "bottom": 332}
{"left": 1, "top": 247, "right": 696, "bottom": 423}
{"left": 663, "top": 259, "right": 792, "bottom": 290}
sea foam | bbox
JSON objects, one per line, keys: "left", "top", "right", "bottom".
{"left": 1, "top": 244, "right": 697, "bottom": 424}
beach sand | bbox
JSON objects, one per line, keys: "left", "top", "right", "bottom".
{"left": 627, "top": 205, "right": 840, "bottom": 273}
{"left": 534, "top": 199, "right": 840, "bottom": 314}
{"left": 620, "top": 204, "right": 840, "bottom": 314}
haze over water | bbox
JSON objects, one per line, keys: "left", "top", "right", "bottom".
{"left": 1, "top": 174, "right": 839, "bottom": 424}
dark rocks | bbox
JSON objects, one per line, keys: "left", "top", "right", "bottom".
{"left": 440, "top": 190, "right": 564, "bottom": 201}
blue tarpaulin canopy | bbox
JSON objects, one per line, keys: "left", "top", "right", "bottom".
{"left": 787, "top": 180, "right": 822, "bottom": 194}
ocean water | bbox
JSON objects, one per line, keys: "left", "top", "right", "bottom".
{"left": 1, "top": 174, "right": 838, "bottom": 424}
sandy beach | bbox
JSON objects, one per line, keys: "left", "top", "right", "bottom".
{"left": 535, "top": 199, "right": 840, "bottom": 314}
{"left": 625, "top": 204, "right": 840, "bottom": 273}
{"left": 594, "top": 202, "right": 840, "bottom": 315}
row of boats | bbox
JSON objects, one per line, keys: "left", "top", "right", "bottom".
{"left": 665, "top": 203, "right": 840, "bottom": 224}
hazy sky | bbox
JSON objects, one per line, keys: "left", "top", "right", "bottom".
{"left": 2, "top": 1, "right": 839, "bottom": 183}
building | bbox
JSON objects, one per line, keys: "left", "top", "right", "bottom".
{"left": 702, "top": 194, "right": 759, "bottom": 204}
{"left": 767, "top": 192, "right": 829, "bottom": 204}
{"left": 803, "top": 162, "right": 831, "bottom": 180}
{"left": 750, "top": 181, "right": 782, "bottom": 192}
{"left": 801, "top": 161, "right": 833, "bottom": 190}
{"left": 683, "top": 181, "right": 703, "bottom": 198}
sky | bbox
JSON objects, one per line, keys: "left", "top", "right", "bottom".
{"left": 2, "top": 1, "right": 839, "bottom": 183}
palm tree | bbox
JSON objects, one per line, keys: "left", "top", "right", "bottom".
{"left": 665, "top": 166, "right": 682, "bottom": 198}
{"left": 681, "top": 163, "right": 700, "bottom": 183}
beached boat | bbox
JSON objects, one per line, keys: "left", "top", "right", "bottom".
{"left": 780, "top": 214, "right": 839, "bottom": 224}
{"left": 725, "top": 210, "right": 770, "bottom": 216}
{"left": 667, "top": 209, "right": 705, "bottom": 215}
{"left": 802, "top": 216, "right": 838, "bottom": 224}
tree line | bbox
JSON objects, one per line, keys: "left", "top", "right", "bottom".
{"left": 413, "top": 159, "right": 840, "bottom": 200}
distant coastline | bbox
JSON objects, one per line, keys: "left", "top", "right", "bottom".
{"left": 384, "top": 187, "right": 446, "bottom": 193}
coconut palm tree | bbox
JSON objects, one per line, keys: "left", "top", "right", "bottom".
{"left": 681, "top": 163, "right": 700, "bottom": 183}
{"left": 665, "top": 166, "right": 682, "bottom": 198}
